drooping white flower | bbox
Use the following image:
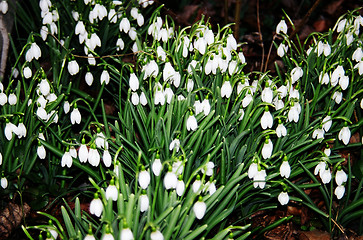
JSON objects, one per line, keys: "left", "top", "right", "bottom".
{"left": 261, "top": 107, "right": 273, "bottom": 129}
{"left": 0, "top": 92, "right": 7, "bottom": 105}
{"left": 261, "top": 87, "right": 273, "bottom": 103}
{"left": 78, "top": 142, "right": 89, "bottom": 163}
{"left": 207, "top": 180, "right": 217, "bottom": 195}
{"left": 172, "top": 160, "right": 184, "bottom": 176}
{"left": 128, "top": 27, "right": 137, "bottom": 40}
{"left": 291, "top": 66, "right": 303, "bottom": 84}
{"left": 331, "top": 65, "right": 344, "bottom": 87}
{"left": 120, "top": 228, "right": 134, "bottom": 240}
{"left": 8, "top": 93, "right": 17, "bottom": 105}
{"left": 352, "top": 48, "right": 363, "bottom": 62}
{"left": 280, "top": 160, "right": 291, "bottom": 178}
{"left": 337, "top": 19, "right": 347, "bottom": 32}
{"left": 276, "top": 122, "right": 287, "bottom": 138}
{"left": 89, "top": 193, "right": 103, "bottom": 217}
{"left": 339, "top": 75, "right": 349, "bottom": 90}
{"left": 100, "top": 70, "right": 110, "bottom": 85}
{"left": 248, "top": 162, "right": 258, "bottom": 179}
{"left": 164, "top": 85, "right": 174, "bottom": 104}
{"left": 226, "top": 34, "right": 237, "bottom": 51}
{"left": 332, "top": 91, "right": 343, "bottom": 104}
{"left": 338, "top": 124, "right": 351, "bottom": 145}
{"left": 37, "top": 144, "right": 46, "bottom": 159}
{"left": 105, "top": 179, "right": 118, "bottom": 201}
{"left": 277, "top": 43, "right": 288, "bottom": 57}
{"left": 164, "top": 170, "right": 177, "bottom": 190}
{"left": 95, "top": 131, "right": 108, "bottom": 149}
{"left": 288, "top": 103, "right": 300, "bottom": 123}
{"left": 150, "top": 230, "right": 164, "bottom": 240}
{"left": 88, "top": 147, "right": 100, "bottom": 167}
{"left": 253, "top": 169, "right": 267, "bottom": 189}
{"left": 221, "top": 80, "right": 232, "bottom": 98}
{"left": 129, "top": 73, "right": 139, "bottom": 91}
{"left": 276, "top": 19, "right": 288, "bottom": 34}
{"left": 186, "top": 114, "right": 198, "bottom": 131}
{"left": 262, "top": 138, "right": 273, "bottom": 159}
{"left": 23, "top": 66, "right": 32, "bottom": 79}
{"left": 192, "top": 176, "right": 202, "bottom": 193}
{"left": 152, "top": 157, "right": 162, "bottom": 176}
{"left": 101, "top": 233, "right": 114, "bottom": 240}
{"left": 334, "top": 185, "right": 345, "bottom": 199}
{"left": 176, "top": 178, "right": 185, "bottom": 196}
{"left": 5, "top": 121, "right": 16, "bottom": 141}
{"left": 314, "top": 161, "right": 326, "bottom": 176}
{"left": 138, "top": 167, "right": 150, "bottom": 189}
{"left": 0, "top": 1, "right": 9, "bottom": 14}
{"left": 67, "top": 60, "right": 80, "bottom": 75}
{"left": 17, "top": 121, "right": 27, "bottom": 138}
{"left": 319, "top": 72, "right": 329, "bottom": 85}
{"left": 139, "top": 194, "right": 149, "bottom": 212}
{"left": 61, "top": 149, "right": 73, "bottom": 168}
{"left": 201, "top": 161, "right": 214, "bottom": 176}
{"left": 1, "top": 177, "right": 8, "bottom": 189}
{"left": 193, "top": 197, "right": 207, "bottom": 219}
{"left": 278, "top": 192, "right": 289, "bottom": 205}
{"left": 84, "top": 72, "right": 94, "bottom": 86}
{"left": 140, "top": 92, "right": 147, "bottom": 106}
{"left": 321, "top": 169, "right": 332, "bottom": 184}
{"left": 312, "top": 128, "right": 325, "bottom": 139}
{"left": 102, "top": 149, "right": 112, "bottom": 167}
{"left": 242, "top": 92, "right": 253, "bottom": 108}
{"left": 335, "top": 169, "right": 347, "bottom": 186}
{"left": 70, "top": 106, "right": 81, "bottom": 124}
{"left": 120, "top": 17, "right": 131, "bottom": 33}
{"left": 131, "top": 92, "right": 139, "bottom": 105}
{"left": 322, "top": 115, "right": 332, "bottom": 132}
{"left": 154, "top": 83, "right": 165, "bottom": 106}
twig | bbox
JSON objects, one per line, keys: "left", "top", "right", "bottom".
{"left": 289, "top": 0, "right": 323, "bottom": 40}
{"left": 264, "top": 34, "right": 277, "bottom": 73}
{"left": 256, "top": 0, "right": 264, "bottom": 72}
{"left": 234, "top": 0, "right": 242, "bottom": 40}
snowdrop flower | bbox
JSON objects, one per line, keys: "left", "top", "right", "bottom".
{"left": 164, "top": 85, "right": 174, "bottom": 104}
{"left": 70, "top": 105, "right": 81, "bottom": 124}
{"left": 338, "top": 123, "right": 351, "bottom": 145}
{"left": 17, "top": 120, "right": 27, "bottom": 138}
{"left": 79, "top": 139, "right": 89, "bottom": 163}
{"left": 88, "top": 146, "right": 100, "bottom": 167}
{"left": 314, "top": 161, "right": 326, "bottom": 176}
{"left": 192, "top": 175, "right": 202, "bottom": 193}
{"left": 172, "top": 160, "right": 184, "bottom": 176}
{"left": 324, "top": 146, "right": 331, "bottom": 156}
{"left": 116, "top": 38, "right": 124, "bottom": 51}
{"left": 154, "top": 84, "right": 165, "bottom": 106}
{"left": 61, "top": 149, "right": 73, "bottom": 168}
{"left": 317, "top": 41, "right": 331, "bottom": 57}
{"left": 37, "top": 143, "right": 46, "bottom": 159}
{"left": 277, "top": 43, "right": 288, "bottom": 57}
{"left": 361, "top": 98, "right": 363, "bottom": 109}
{"left": 322, "top": 115, "right": 332, "bottom": 132}
{"left": 120, "top": 17, "right": 131, "bottom": 33}
{"left": 131, "top": 92, "right": 139, "bottom": 105}
{"left": 193, "top": 196, "right": 207, "bottom": 219}
{"left": 335, "top": 168, "right": 347, "bottom": 186}
{"left": 37, "top": 107, "right": 48, "bottom": 121}
{"left": 221, "top": 80, "right": 232, "bottom": 98}
{"left": 337, "top": 19, "right": 347, "bottom": 32}
{"left": 334, "top": 185, "right": 345, "bottom": 199}
{"left": 129, "top": 72, "right": 139, "bottom": 91}
{"left": 152, "top": 155, "right": 162, "bottom": 176}
{"left": 5, "top": 120, "right": 16, "bottom": 141}
{"left": 140, "top": 92, "right": 147, "bottom": 106}
{"left": 276, "top": 19, "right": 288, "bottom": 34}
{"left": 339, "top": 75, "right": 349, "bottom": 90}
{"left": 100, "top": 69, "right": 110, "bottom": 85}
{"left": 68, "top": 59, "right": 79, "bottom": 75}
{"left": 253, "top": 169, "right": 267, "bottom": 189}
{"left": 164, "top": 168, "right": 177, "bottom": 190}
{"left": 139, "top": 192, "right": 149, "bottom": 212}
{"left": 1, "top": 177, "right": 8, "bottom": 189}
{"left": 201, "top": 161, "right": 215, "bottom": 176}
{"left": 8, "top": 93, "right": 17, "bottom": 105}
{"left": 206, "top": 179, "right": 217, "bottom": 195}
{"left": 194, "top": 37, "right": 207, "bottom": 55}
{"left": 261, "top": 106, "right": 273, "bottom": 129}
{"left": 169, "top": 138, "right": 180, "bottom": 152}
{"left": 63, "top": 100, "right": 70, "bottom": 114}
{"left": 346, "top": 33, "right": 353, "bottom": 46}
{"left": 25, "top": 42, "right": 42, "bottom": 62}
{"left": 120, "top": 227, "right": 133, "bottom": 240}
{"left": 108, "top": 8, "right": 117, "bottom": 23}
{"left": 291, "top": 66, "right": 303, "bottom": 84}
{"left": 262, "top": 137, "right": 273, "bottom": 159}
{"left": 276, "top": 120, "right": 287, "bottom": 137}
{"left": 319, "top": 72, "right": 330, "bottom": 85}
{"left": 242, "top": 91, "right": 253, "bottom": 108}
{"left": 106, "top": 179, "right": 118, "bottom": 201}
{"left": 248, "top": 162, "right": 258, "bottom": 179}
{"left": 23, "top": 66, "right": 32, "bottom": 79}
{"left": 138, "top": 166, "right": 150, "bottom": 189}
{"left": 321, "top": 169, "right": 332, "bottom": 184}
{"left": 332, "top": 91, "right": 342, "bottom": 104}
{"left": 201, "top": 99, "right": 211, "bottom": 116}
{"left": 90, "top": 193, "right": 103, "bottom": 217}
{"left": 84, "top": 234, "right": 96, "bottom": 240}
{"left": 0, "top": 1, "right": 8, "bottom": 14}
{"left": 0, "top": 92, "right": 7, "bottom": 105}
{"left": 186, "top": 78, "right": 194, "bottom": 92}
{"left": 278, "top": 192, "right": 289, "bottom": 205}
{"left": 280, "top": 158, "right": 291, "bottom": 178}
{"left": 85, "top": 72, "right": 94, "bottom": 86}
{"left": 102, "top": 149, "right": 111, "bottom": 167}
{"left": 176, "top": 176, "right": 185, "bottom": 196}
{"left": 331, "top": 65, "right": 344, "bottom": 87}
{"left": 355, "top": 61, "right": 363, "bottom": 75}
{"left": 352, "top": 48, "right": 363, "bottom": 62}
{"left": 95, "top": 131, "right": 108, "bottom": 149}
{"left": 88, "top": 54, "right": 96, "bottom": 65}
{"left": 150, "top": 229, "right": 164, "bottom": 240}
{"left": 186, "top": 113, "right": 198, "bottom": 131}
{"left": 261, "top": 86, "right": 273, "bottom": 103}
{"left": 288, "top": 102, "right": 300, "bottom": 123}
{"left": 128, "top": 27, "right": 137, "bottom": 40}
{"left": 226, "top": 34, "right": 237, "bottom": 51}
{"left": 312, "top": 127, "right": 324, "bottom": 139}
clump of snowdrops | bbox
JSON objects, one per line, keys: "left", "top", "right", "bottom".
{"left": 0, "top": 0, "right": 362, "bottom": 239}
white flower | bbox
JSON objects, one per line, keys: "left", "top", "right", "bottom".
{"left": 88, "top": 147, "right": 100, "bottom": 167}
{"left": 338, "top": 125, "right": 351, "bottom": 145}
{"left": 352, "top": 48, "right": 363, "bottom": 62}
{"left": 261, "top": 108, "right": 273, "bottom": 129}
{"left": 276, "top": 19, "right": 288, "bottom": 34}
{"left": 128, "top": 27, "right": 137, "bottom": 40}
{"left": 88, "top": 54, "right": 96, "bottom": 65}
{"left": 129, "top": 73, "right": 139, "bottom": 91}
{"left": 120, "top": 228, "right": 133, "bottom": 240}
{"left": 116, "top": 38, "right": 124, "bottom": 51}
{"left": 331, "top": 65, "right": 344, "bottom": 87}
{"left": 324, "top": 147, "right": 331, "bottom": 156}
{"left": 78, "top": 143, "right": 89, "bottom": 163}
{"left": 176, "top": 179, "right": 185, "bottom": 196}
{"left": 8, "top": 93, "right": 17, "bottom": 105}
{"left": 248, "top": 162, "right": 258, "bottom": 179}
{"left": 186, "top": 114, "right": 198, "bottom": 131}
{"left": 277, "top": 43, "right": 288, "bottom": 57}
{"left": 150, "top": 230, "right": 164, "bottom": 240}
{"left": 335, "top": 169, "right": 347, "bottom": 186}
{"left": 226, "top": 34, "right": 237, "bottom": 51}
{"left": 0, "top": 92, "right": 7, "bottom": 105}
{"left": 61, "top": 150, "right": 73, "bottom": 168}
{"left": 25, "top": 42, "right": 42, "bottom": 62}
{"left": 5, "top": 121, "right": 16, "bottom": 141}
{"left": 68, "top": 60, "right": 79, "bottom": 75}
{"left": 262, "top": 138, "right": 273, "bottom": 159}
{"left": 314, "top": 161, "right": 326, "bottom": 175}
{"left": 253, "top": 169, "right": 266, "bottom": 189}
{"left": 337, "top": 19, "right": 347, "bottom": 32}
{"left": 312, "top": 128, "right": 324, "bottom": 139}
{"left": 90, "top": 194, "right": 103, "bottom": 217}
{"left": 23, "top": 67, "right": 32, "bottom": 79}
{"left": 138, "top": 168, "right": 150, "bottom": 189}
{"left": 103, "top": 150, "right": 112, "bottom": 167}
{"left": 84, "top": 234, "right": 96, "bottom": 240}
{"left": 193, "top": 198, "right": 207, "bottom": 219}
{"left": 334, "top": 185, "right": 345, "bottom": 199}
{"left": 339, "top": 75, "right": 349, "bottom": 90}
{"left": 221, "top": 81, "right": 232, "bottom": 98}
{"left": 63, "top": 100, "right": 70, "bottom": 114}
{"left": 288, "top": 104, "right": 300, "bottom": 123}
{"left": 1, "top": 177, "right": 8, "bottom": 189}
{"left": 69, "top": 146, "right": 77, "bottom": 158}
{"left": 186, "top": 78, "right": 194, "bottom": 92}
{"left": 322, "top": 115, "right": 332, "bottom": 132}
{"left": 207, "top": 181, "right": 217, "bottom": 195}
{"left": 242, "top": 92, "right": 253, "bottom": 108}
{"left": 108, "top": 8, "right": 117, "bottom": 23}
{"left": 169, "top": 138, "right": 180, "bottom": 152}
{"left": 276, "top": 123, "right": 287, "bottom": 137}
{"left": 101, "top": 233, "right": 114, "bottom": 240}
{"left": 0, "top": 1, "right": 9, "bottom": 14}
{"left": 131, "top": 92, "right": 139, "bottom": 105}
{"left": 37, "top": 107, "right": 48, "bottom": 121}
{"left": 70, "top": 107, "right": 81, "bottom": 124}
{"left": 152, "top": 158, "right": 162, "bottom": 176}
{"left": 85, "top": 72, "right": 94, "bottom": 86}
{"left": 95, "top": 132, "right": 108, "bottom": 149}
{"left": 105, "top": 180, "right": 118, "bottom": 201}
{"left": 100, "top": 70, "right": 110, "bottom": 85}
{"left": 139, "top": 194, "right": 149, "bottom": 212}
{"left": 291, "top": 66, "right": 303, "bottom": 84}
{"left": 140, "top": 92, "right": 147, "bottom": 106}
{"left": 37, "top": 144, "right": 46, "bottom": 159}
{"left": 120, "top": 17, "right": 131, "bottom": 33}
{"left": 164, "top": 171, "right": 177, "bottom": 190}
{"left": 201, "top": 161, "right": 214, "bottom": 176}
{"left": 192, "top": 176, "right": 202, "bottom": 193}
{"left": 278, "top": 192, "right": 289, "bottom": 205}
{"left": 164, "top": 86, "right": 174, "bottom": 104}
{"left": 332, "top": 91, "right": 342, "bottom": 104}
{"left": 319, "top": 72, "right": 330, "bottom": 85}
{"left": 321, "top": 169, "right": 332, "bottom": 184}
{"left": 280, "top": 160, "right": 291, "bottom": 178}
{"left": 17, "top": 122, "right": 27, "bottom": 138}
{"left": 261, "top": 87, "right": 273, "bottom": 103}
